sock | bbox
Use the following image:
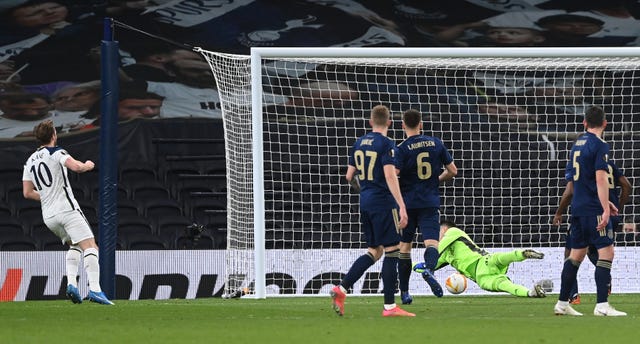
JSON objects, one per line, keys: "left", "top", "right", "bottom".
{"left": 559, "top": 258, "right": 580, "bottom": 301}
{"left": 586, "top": 246, "right": 599, "bottom": 266}
{"left": 595, "top": 259, "right": 612, "bottom": 303}
{"left": 341, "top": 253, "right": 375, "bottom": 290}
{"left": 382, "top": 249, "right": 399, "bottom": 305}
{"left": 383, "top": 303, "right": 397, "bottom": 310}
{"left": 66, "top": 246, "right": 82, "bottom": 287}
{"left": 423, "top": 246, "right": 438, "bottom": 271}
{"left": 569, "top": 278, "right": 579, "bottom": 299}
{"left": 83, "top": 248, "right": 102, "bottom": 292}
{"left": 398, "top": 252, "right": 412, "bottom": 292}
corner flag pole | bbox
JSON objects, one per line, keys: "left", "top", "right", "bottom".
{"left": 99, "top": 17, "right": 119, "bottom": 299}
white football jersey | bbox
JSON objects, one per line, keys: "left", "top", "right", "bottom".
{"left": 22, "top": 146, "right": 80, "bottom": 219}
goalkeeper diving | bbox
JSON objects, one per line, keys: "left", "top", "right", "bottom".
{"left": 414, "top": 220, "right": 547, "bottom": 297}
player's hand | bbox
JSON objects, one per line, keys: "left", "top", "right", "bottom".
{"left": 348, "top": 177, "right": 360, "bottom": 193}
{"left": 84, "top": 160, "right": 95, "bottom": 171}
{"left": 398, "top": 206, "right": 408, "bottom": 230}
{"left": 608, "top": 201, "right": 619, "bottom": 217}
{"left": 551, "top": 214, "right": 562, "bottom": 226}
{"left": 596, "top": 210, "right": 610, "bottom": 230}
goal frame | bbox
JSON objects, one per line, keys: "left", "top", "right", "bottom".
{"left": 248, "top": 47, "right": 640, "bottom": 298}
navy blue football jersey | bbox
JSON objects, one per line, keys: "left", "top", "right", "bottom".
{"left": 395, "top": 134, "right": 453, "bottom": 209}
{"left": 348, "top": 132, "right": 397, "bottom": 211}
{"left": 565, "top": 132, "right": 610, "bottom": 216}
{"left": 607, "top": 160, "right": 624, "bottom": 209}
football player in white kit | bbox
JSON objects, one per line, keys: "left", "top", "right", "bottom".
{"left": 22, "top": 120, "right": 114, "bottom": 305}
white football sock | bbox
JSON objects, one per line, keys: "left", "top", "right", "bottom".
{"left": 83, "top": 248, "right": 101, "bottom": 292}
{"left": 66, "top": 246, "right": 82, "bottom": 287}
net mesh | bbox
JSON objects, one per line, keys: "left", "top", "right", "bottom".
{"left": 198, "top": 49, "right": 640, "bottom": 296}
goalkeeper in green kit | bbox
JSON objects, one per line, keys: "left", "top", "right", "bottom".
{"left": 414, "top": 220, "right": 547, "bottom": 297}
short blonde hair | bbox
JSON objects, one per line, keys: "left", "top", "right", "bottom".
{"left": 370, "top": 105, "right": 390, "bottom": 126}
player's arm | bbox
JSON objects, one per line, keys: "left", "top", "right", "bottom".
{"left": 595, "top": 169, "right": 610, "bottom": 230}
{"left": 22, "top": 180, "right": 41, "bottom": 201}
{"left": 64, "top": 157, "right": 95, "bottom": 173}
{"left": 345, "top": 165, "right": 360, "bottom": 192}
{"left": 618, "top": 175, "right": 632, "bottom": 209}
{"left": 439, "top": 161, "right": 458, "bottom": 182}
{"left": 384, "top": 164, "right": 408, "bottom": 229}
{"left": 552, "top": 181, "right": 573, "bottom": 226}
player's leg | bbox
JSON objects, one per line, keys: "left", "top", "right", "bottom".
{"left": 76, "top": 238, "right": 113, "bottom": 305}
{"left": 590, "top": 224, "right": 625, "bottom": 316}
{"left": 377, "top": 209, "right": 414, "bottom": 317}
{"left": 44, "top": 215, "right": 83, "bottom": 304}
{"left": 475, "top": 259, "right": 544, "bottom": 298}
{"left": 64, "top": 211, "right": 114, "bottom": 305}
{"left": 485, "top": 275, "right": 537, "bottom": 297}
{"left": 398, "top": 211, "right": 417, "bottom": 304}
{"left": 65, "top": 245, "right": 83, "bottom": 303}
{"left": 586, "top": 245, "right": 599, "bottom": 266}
{"left": 555, "top": 217, "right": 587, "bottom": 316}
{"left": 486, "top": 248, "right": 543, "bottom": 272}
{"left": 418, "top": 208, "right": 443, "bottom": 297}
{"left": 398, "top": 241, "right": 413, "bottom": 304}
{"left": 565, "top": 238, "right": 581, "bottom": 304}
{"left": 331, "top": 212, "right": 379, "bottom": 316}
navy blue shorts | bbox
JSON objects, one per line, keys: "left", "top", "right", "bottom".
{"left": 360, "top": 208, "right": 401, "bottom": 248}
{"left": 401, "top": 207, "right": 440, "bottom": 243}
{"left": 610, "top": 215, "right": 621, "bottom": 232}
{"left": 567, "top": 215, "right": 614, "bottom": 250}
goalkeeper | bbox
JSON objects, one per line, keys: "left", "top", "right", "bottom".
{"left": 414, "top": 220, "right": 547, "bottom": 297}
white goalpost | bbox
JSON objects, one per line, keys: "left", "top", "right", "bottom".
{"left": 198, "top": 47, "right": 640, "bottom": 298}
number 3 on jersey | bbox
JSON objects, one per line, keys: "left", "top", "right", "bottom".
{"left": 354, "top": 150, "right": 377, "bottom": 181}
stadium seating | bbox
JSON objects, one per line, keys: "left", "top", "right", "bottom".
{"left": 156, "top": 215, "right": 193, "bottom": 243}
{"left": 117, "top": 198, "right": 142, "bottom": 217}
{"left": 37, "top": 229, "right": 67, "bottom": 251}
{"left": 119, "top": 164, "right": 158, "bottom": 182}
{"left": 77, "top": 200, "right": 98, "bottom": 225}
{"left": 129, "top": 179, "right": 171, "bottom": 201}
{"left": 1, "top": 217, "right": 28, "bottom": 236}
{"left": 0, "top": 167, "right": 23, "bottom": 194}
{"left": 143, "top": 198, "right": 183, "bottom": 218}
{"left": 118, "top": 215, "right": 154, "bottom": 236}
{"left": 186, "top": 197, "right": 226, "bottom": 225}
{"left": 4, "top": 184, "right": 24, "bottom": 205}
{"left": 0, "top": 201, "right": 13, "bottom": 220}
{"left": 12, "top": 198, "right": 42, "bottom": 226}
{"left": 162, "top": 165, "right": 202, "bottom": 185}
{"left": 175, "top": 231, "right": 216, "bottom": 250}
{"left": 173, "top": 178, "right": 214, "bottom": 202}
{"left": 0, "top": 234, "right": 39, "bottom": 251}
{"left": 210, "top": 229, "right": 228, "bottom": 249}
{"left": 126, "top": 233, "right": 169, "bottom": 250}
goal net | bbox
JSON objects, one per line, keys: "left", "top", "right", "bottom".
{"left": 198, "top": 47, "right": 640, "bottom": 297}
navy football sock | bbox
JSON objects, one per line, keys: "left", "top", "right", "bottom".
{"left": 341, "top": 252, "right": 375, "bottom": 290}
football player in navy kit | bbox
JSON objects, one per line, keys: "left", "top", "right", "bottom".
{"left": 330, "top": 105, "right": 413, "bottom": 317}
{"left": 553, "top": 106, "right": 626, "bottom": 316}
{"left": 395, "top": 109, "right": 457, "bottom": 302}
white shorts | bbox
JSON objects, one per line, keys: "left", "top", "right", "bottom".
{"left": 44, "top": 209, "right": 94, "bottom": 245}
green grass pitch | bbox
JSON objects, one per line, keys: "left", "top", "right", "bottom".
{"left": 2, "top": 294, "right": 639, "bottom": 343}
